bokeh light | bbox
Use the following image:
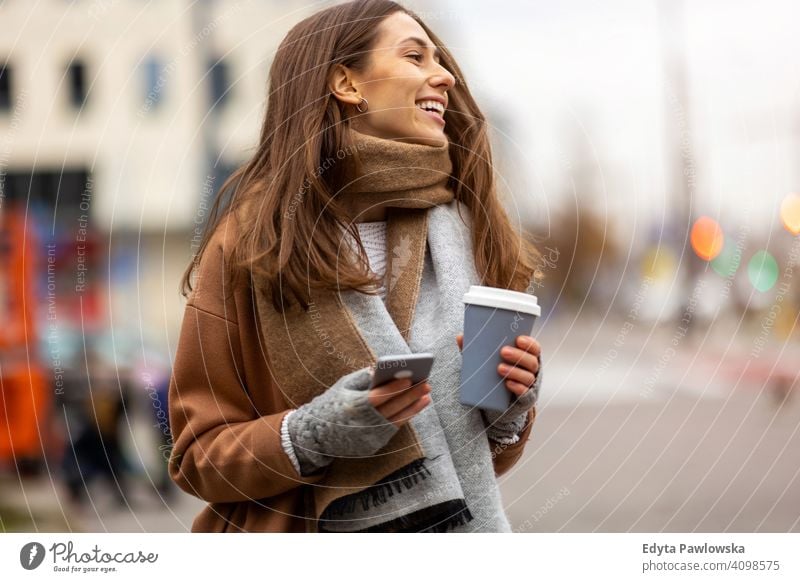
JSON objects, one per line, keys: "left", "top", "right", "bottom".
{"left": 690, "top": 216, "right": 724, "bottom": 261}
{"left": 747, "top": 250, "right": 779, "bottom": 292}
{"left": 779, "top": 193, "right": 800, "bottom": 235}
{"left": 710, "top": 239, "right": 742, "bottom": 278}
{"left": 641, "top": 247, "right": 678, "bottom": 280}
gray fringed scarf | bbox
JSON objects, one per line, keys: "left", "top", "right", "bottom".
{"left": 318, "top": 198, "right": 517, "bottom": 532}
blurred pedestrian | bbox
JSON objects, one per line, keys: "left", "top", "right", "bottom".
{"left": 60, "top": 347, "right": 131, "bottom": 507}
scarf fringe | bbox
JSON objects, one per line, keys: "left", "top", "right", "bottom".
{"left": 320, "top": 499, "right": 474, "bottom": 533}
{"left": 321, "top": 457, "right": 433, "bottom": 518}
{"left": 319, "top": 458, "right": 475, "bottom": 533}
{"left": 424, "top": 503, "right": 474, "bottom": 533}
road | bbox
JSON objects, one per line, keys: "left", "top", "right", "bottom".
{"left": 2, "top": 313, "right": 797, "bottom": 532}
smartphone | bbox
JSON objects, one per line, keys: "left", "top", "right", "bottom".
{"left": 369, "top": 353, "right": 434, "bottom": 389}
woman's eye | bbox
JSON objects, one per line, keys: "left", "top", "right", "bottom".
{"left": 407, "top": 53, "right": 424, "bottom": 62}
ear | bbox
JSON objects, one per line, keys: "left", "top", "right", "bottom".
{"left": 328, "top": 63, "right": 361, "bottom": 108}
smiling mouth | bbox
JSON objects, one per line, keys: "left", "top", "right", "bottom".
{"left": 415, "top": 106, "right": 446, "bottom": 126}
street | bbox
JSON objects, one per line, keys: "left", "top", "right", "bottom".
{"left": 2, "top": 314, "right": 798, "bottom": 532}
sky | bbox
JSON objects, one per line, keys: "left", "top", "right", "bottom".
{"left": 408, "top": 0, "right": 800, "bottom": 241}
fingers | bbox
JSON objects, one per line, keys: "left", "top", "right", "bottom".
{"left": 368, "top": 378, "right": 430, "bottom": 417}
{"left": 375, "top": 380, "right": 430, "bottom": 420}
{"left": 498, "top": 360, "right": 536, "bottom": 385}
{"left": 498, "top": 336, "right": 541, "bottom": 397}
{"left": 500, "top": 345, "right": 540, "bottom": 376}
{"left": 456, "top": 334, "right": 463, "bottom": 352}
{"left": 498, "top": 362, "right": 536, "bottom": 396}
{"left": 516, "top": 335, "right": 541, "bottom": 357}
{"left": 368, "top": 377, "right": 413, "bottom": 406}
{"left": 385, "top": 391, "right": 431, "bottom": 429}
{"left": 502, "top": 377, "right": 533, "bottom": 397}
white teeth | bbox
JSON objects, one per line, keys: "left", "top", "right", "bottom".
{"left": 415, "top": 100, "right": 444, "bottom": 115}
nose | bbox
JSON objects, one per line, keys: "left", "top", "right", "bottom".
{"left": 431, "top": 63, "right": 456, "bottom": 95}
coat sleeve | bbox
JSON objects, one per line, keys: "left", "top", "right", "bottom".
{"left": 168, "top": 228, "right": 330, "bottom": 503}
{"left": 489, "top": 406, "right": 536, "bottom": 477}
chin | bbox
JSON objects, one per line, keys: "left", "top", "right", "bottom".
{"left": 421, "top": 137, "right": 448, "bottom": 147}
{"left": 378, "top": 123, "right": 447, "bottom": 146}
{"left": 407, "top": 130, "right": 448, "bottom": 147}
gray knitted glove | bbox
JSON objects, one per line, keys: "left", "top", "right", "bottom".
{"left": 284, "top": 367, "right": 400, "bottom": 477}
{"left": 483, "top": 356, "right": 542, "bottom": 444}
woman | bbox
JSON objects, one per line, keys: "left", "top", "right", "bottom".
{"left": 168, "top": 0, "right": 544, "bottom": 533}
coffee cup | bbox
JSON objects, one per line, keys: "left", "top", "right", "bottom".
{"left": 459, "top": 285, "right": 541, "bottom": 412}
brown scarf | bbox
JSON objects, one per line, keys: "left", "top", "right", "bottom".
{"left": 254, "top": 128, "right": 455, "bottom": 532}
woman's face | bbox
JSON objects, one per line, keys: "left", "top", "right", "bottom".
{"left": 329, "top": 12, "right": 456, "bottom": 147}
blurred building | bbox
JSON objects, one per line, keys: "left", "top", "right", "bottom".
{"left": 0, "top": 0, "right": 318, "bottom": 356}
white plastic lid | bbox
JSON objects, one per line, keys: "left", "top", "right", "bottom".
{"left": 462, "top": 285, "right": 541, "bottom": 316}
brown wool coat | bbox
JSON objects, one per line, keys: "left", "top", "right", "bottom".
{"left": 168, "top": 217, "right": 537, "bottom": 532}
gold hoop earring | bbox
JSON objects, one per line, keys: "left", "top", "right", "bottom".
{"left": 356, "top": 97, "right": 369, "bottom": 113}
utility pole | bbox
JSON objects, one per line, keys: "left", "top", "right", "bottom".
{"left": 190, "top": 0, "right": 218, "bottom": 190}
{"left": 658, "top": 0, "right": 701, "bottom": 333}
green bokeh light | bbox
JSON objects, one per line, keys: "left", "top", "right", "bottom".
{"left": 747, "top": 251, "right": 779, "bottom": 292}
{"left": 710, "top": 239, "right": 742, "bottom": 278}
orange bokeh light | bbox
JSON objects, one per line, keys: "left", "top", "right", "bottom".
{"left": 780, "top": 193, "right": 800, "bottom": 235}
{"left": 690, "top": 216, "right": 724, "bottom": 261}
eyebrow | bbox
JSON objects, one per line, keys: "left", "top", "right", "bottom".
{"left": 398, "top": 36, "right": 441, "bottom": 62}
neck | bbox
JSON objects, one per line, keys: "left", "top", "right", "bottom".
{"left": 338, "top": 128, "right": 454, "bottom": 224}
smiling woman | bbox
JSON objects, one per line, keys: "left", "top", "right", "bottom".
{"left": 327, "top": 11, "right": 456, "bottom": 149}
{"left": 169, "top": 0, "right": 544, "bottom": 534}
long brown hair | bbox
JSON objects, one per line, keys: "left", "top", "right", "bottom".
{"left": 181, "top": 0, "right": 542, "bottom": 312}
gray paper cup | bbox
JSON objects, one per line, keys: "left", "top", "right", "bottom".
{"left": 459, "top": 285, "right": 541, "bottom": 413}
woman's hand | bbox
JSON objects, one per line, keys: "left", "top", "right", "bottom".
{"left": 368, "top": 377, "right": 431, "bottom": 430}
{"left": 456, "top": 333, "right": 541, "bottom": 397}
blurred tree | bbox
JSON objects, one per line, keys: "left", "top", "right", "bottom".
{"left": 538, "top": 120, "right": 623, "bottom": 310}
{"left": 542, "top": 201, "right": 622, "bottom": 308}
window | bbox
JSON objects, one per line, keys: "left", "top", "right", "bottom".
{"left": 3, "top": 168, "right": 90, "bottom": 222}
{"left": 142, "top": 56, "right": 165, "bottom": 111}
{"left": 208, "top": 57, "right": 230, "bottom": 112}
{"left": 67, "top": 60, "right": 87, "bottom": 109}
{"left": 0, "top": 63, "right": 11, "bottom": 111}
